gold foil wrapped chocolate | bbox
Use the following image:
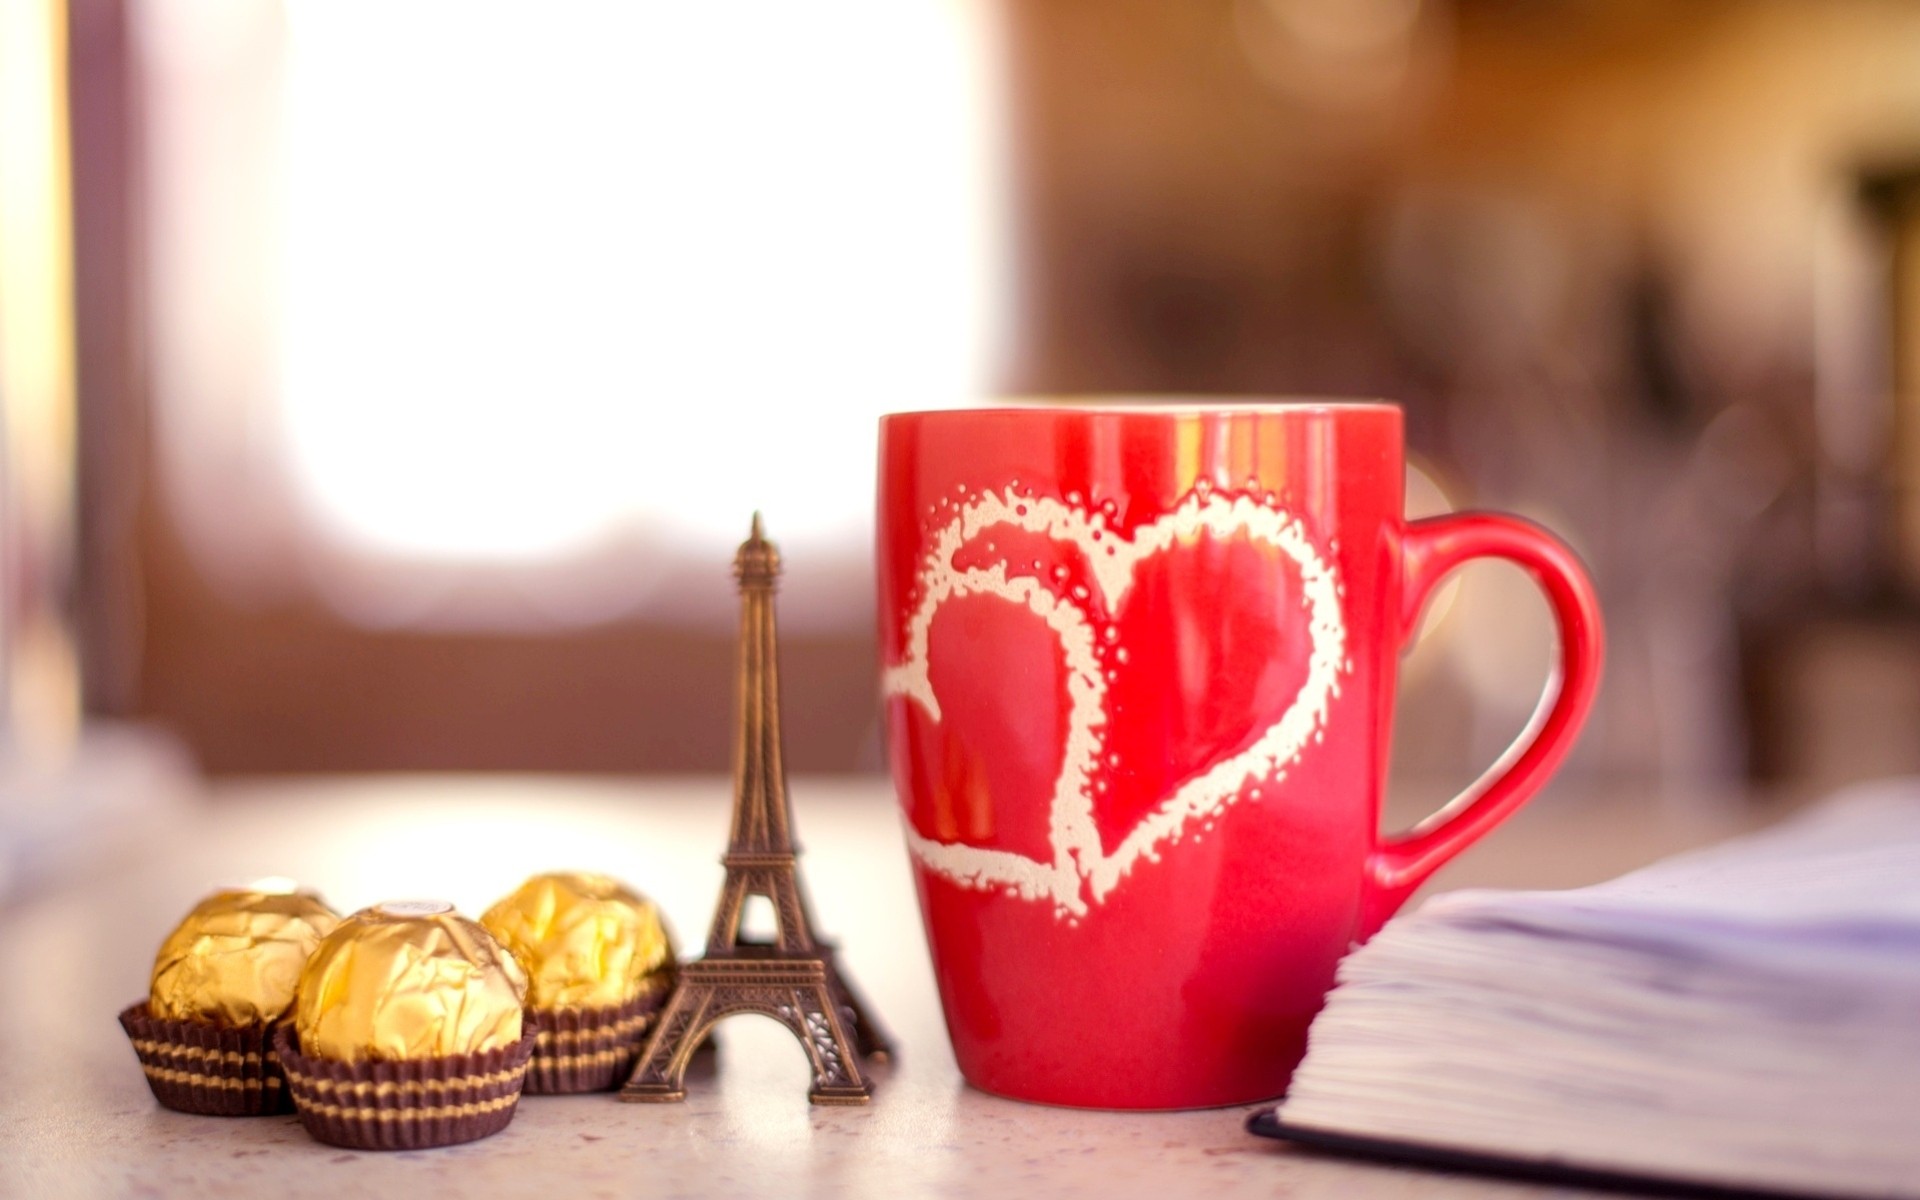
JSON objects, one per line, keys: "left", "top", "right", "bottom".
{"left": 294, "top": 902, "right": 528, "bottom": 1063}
{"left": 148, "top": 886, "right": 340, "bottom": 1026}
{"left": 480, "top": 871, "right": 675, "bottom": 1009}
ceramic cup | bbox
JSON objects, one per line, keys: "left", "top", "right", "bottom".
{"left": 876, "top": 401, "right": 1602, "bottom": 1109}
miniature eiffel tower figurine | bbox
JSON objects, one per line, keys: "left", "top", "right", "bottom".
{"left": 621, "top": 514, "right": 890, "bottom": 1105}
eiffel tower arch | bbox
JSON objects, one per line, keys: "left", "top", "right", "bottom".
{"left": 621, "top": 515, "right": 891, "bottom": 1105}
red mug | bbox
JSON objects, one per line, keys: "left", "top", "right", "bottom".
{"left": 877, "top": 401, "right": 1602, "bottom": 1109}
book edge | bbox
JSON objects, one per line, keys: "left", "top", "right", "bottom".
{"left": 1245, "top": 1109, "right": 1900, "bottom": 1200}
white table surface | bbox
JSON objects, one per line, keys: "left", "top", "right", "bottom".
{"left": 0, "top": 774, "right": 1769, "bottom": 1199}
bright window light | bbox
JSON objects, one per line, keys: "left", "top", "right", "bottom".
{"left": 142, "top": 0, "right": 1007, "bottom": 628}
{"left": 278, "top": 0, "right": 1006, "bottom": 563}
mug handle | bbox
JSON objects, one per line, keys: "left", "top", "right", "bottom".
{"left": 1359, "top": 512, "right": 1605, "bottom": 937}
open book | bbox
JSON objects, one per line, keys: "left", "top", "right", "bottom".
{"left": 1252, "top": 780, "right": 1920, "bottom": 1200}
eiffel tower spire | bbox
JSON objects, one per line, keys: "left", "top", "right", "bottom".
{"left": 711, "top": 511, "right": 815, "bottom": 952}
{"left": 726, "top": 514, "right": 794, "bottom": 857}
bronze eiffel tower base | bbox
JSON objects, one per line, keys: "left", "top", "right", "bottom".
{"left": 619, "top": 946, "right": 888, "bottom": 1105}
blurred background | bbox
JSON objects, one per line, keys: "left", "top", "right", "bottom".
{"left": 6, "top": 0, "right": 1920, "bottom": 853}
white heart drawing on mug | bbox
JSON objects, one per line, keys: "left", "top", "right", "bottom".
{"left": 884, "top": 487, "right": 1349, "bottom": 917}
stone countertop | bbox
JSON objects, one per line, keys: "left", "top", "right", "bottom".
{"left": 0, "top": 774, "right": 1761, "bottom": 1199}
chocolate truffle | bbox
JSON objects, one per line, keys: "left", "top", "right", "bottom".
{"left": 481, "top": 872, "right": 677, "bottom": 1093}
{"left": 119, "top": 882, "right": 340, "bottom": 1116}
{"left": 276, "top": 901, "right": 538, "bottom": 1150}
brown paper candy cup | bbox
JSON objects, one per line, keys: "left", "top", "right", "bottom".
{"left": 274, "top": 1024, "right": 538, "bottom": 1151}
{"left": 118, "top": 1001, "right": 294, "bottom": 1116}
{"left": 526, "top": 990, "right": 665, "bottom": 1094}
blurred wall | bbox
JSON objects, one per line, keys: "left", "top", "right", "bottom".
{"left": 69, "top": 0, "right": 1920, "bottom": 784}
{"left": 999, "top": 0, "right": 1920, "bottom": 791}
